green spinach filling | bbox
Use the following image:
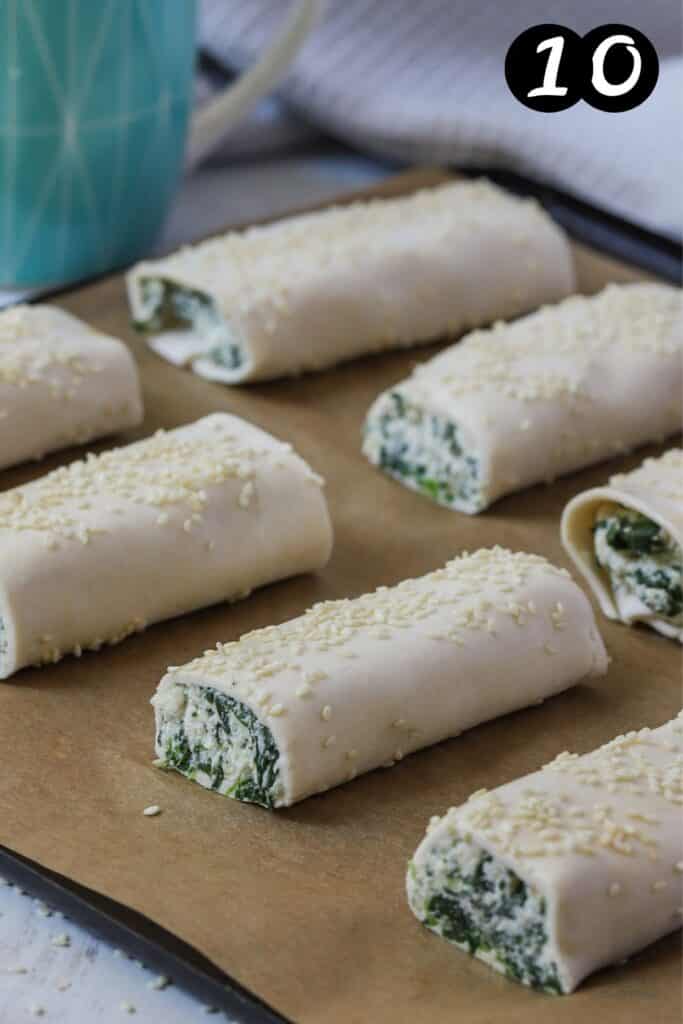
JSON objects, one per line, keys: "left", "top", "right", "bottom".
{"left": 134, "top": 277, "right": 243, "bottom": 371}
{"left": 594, "top": 507, "right": 683, "bottom": 622}
{"left": 363, "top": 391, "right": 483, "bottom": 513}
{"left": 156, "top": 684, "right": 282, "bottom": 809}
{"left": 409, "top": 837, "right": 562, "bottom": 994}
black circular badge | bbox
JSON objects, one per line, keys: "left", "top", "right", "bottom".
{"left": 505, "top": 24, "right": 583, "bottom": 113}
{"left": 581, "top": 24, "right": 659, "bottom": 112}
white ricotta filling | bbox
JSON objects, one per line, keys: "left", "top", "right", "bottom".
{"left": 594, "top": 508, "right": 683, "bottom": 628}
{"left": 363, "top": 391, "right": 484, "bottom": 514}
{"left": 153, "top": 681, "right": 284, "bottom": 809}
{"left": 136, "top": 278, "right": 247, "bottom": 378}
{"left": 408, "top": 831, "right": 563, "bottom": 993}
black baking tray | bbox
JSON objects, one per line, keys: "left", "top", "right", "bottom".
{"left": 462, "top": 166, "right": 681, "bottom": 284}
{"left": 0, "top": 170, "right": 679, "bottom": 1023}
{"left": 0, "top": 844, "right": 288, "bottom": 1023}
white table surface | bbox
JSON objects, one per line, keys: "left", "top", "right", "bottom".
{"left": 0, "top": 146, "right": 390, "bottom": 1024}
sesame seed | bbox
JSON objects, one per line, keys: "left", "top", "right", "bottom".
{"left": 321, "top": 705, "right": 332, "bottom": 721}
{"left": 304, "top": 670, "right": 327, "bottom": 684}
{"left": 147, "top": 975, "right": 170, "bottom": 991}
{"left": 143, "top": 805, "right": 161, "bottom": 817}
{"left": 238, "top": 481, "right": 255, "bottom": 508}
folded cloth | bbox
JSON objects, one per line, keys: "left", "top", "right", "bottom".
{"left": 199, "top": 0, "right": 682, "bottom": 239}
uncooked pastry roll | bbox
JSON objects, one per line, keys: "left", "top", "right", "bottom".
{"left": 562, "top": 449, "right": 683, "bottom": 642}
{"left": 407, "top": 713, "right": 683, "bottom": 994}
{"left": 152, "top": 548, "right": 607, "bottom": 809}
{"left": 363, "top": 283, "right": 682, "bottom": 513}
{"left": 0, "top": 304, "right": 143, "bottom": 470}
{"left": 126, "top": 180, "right": 574, "bottom": 383}
{"left": 0, "top": 414, "right": 332, "bottom": 679}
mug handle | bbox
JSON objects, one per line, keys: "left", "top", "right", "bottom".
{"left": 186, "top": 0, "right": 325, "bottom": 169}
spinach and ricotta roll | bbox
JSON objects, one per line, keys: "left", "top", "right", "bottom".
{"left": 0, "top": 414, "right": 332, "bottom": 679}
{"left": 126, "top": 180, "right": 574, "bottom": 384}
{"left": 152, "top": 548, "right": 607, "bottom": 809}
{"left": 562, "top": 450, "right": 683, "bottom": 642}
{"left": 363, "top": 283, "right": 682, "bottom": 514}
{"left": 0, "top": 304, "right": 143, "bottom": 471}
{"left": 408, "top": 712, "right": 683, "bottom": 995}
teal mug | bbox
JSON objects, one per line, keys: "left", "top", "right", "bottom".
{"left": 0, "top": 0, "right": 323, "bottom": 289}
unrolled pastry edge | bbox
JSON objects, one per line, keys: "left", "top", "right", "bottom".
{"left": 561, "top": 485, "right": 683, "bottom": 641}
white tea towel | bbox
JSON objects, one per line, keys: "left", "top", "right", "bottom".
{"left": 198, "top": 0, "right": 682, "bottom": 240}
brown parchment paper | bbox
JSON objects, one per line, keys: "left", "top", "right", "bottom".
{"left": 0, "top": 171, "right": 680, "bottom": 1024}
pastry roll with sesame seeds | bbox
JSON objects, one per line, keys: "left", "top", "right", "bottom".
{"left": 407, "top": 713, "right": 683, "bottom": 995}
{"left": 363, "top": 283, "right": 682, "bottom": 514}
{"left": 0, "top": 304, "right": 143, "bottom": 471}
{"left": 126, "top": 180, "right": 574, "bottom": 384}
{"left": 151, "top": 548, "right": 607, "bottom": 809}
{"left": 562, "top": 450, "right": 683, "bottom": 642}
{"left": 0, "top": 413, "right": 332, "bottom": 679}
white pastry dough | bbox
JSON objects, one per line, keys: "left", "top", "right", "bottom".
{"left": 0, "top": 414, "right": 332, "bottom": 679}
{"left": 127, "top": 180, "right": 574, "bottom": 383}
{"left": 0, "top": 304, "right": 143, "bottom": 470}
{"left": 408, "top": 712, "right": 683, "bottom": 994}
{"left": 562, "top": 450, "right": 683, "bottom": 641}
{"left": 152, "top": 548, "right": 607, "bottom": 809}
{"left": 363, "top": 283, "right": 682, "bottom": 513}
